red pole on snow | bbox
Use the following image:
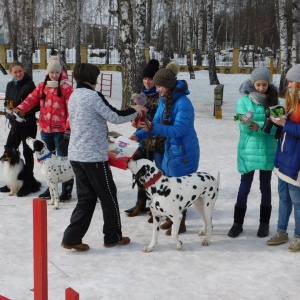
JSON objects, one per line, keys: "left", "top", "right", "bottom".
{"left": 0, "top": 296, "right": 11, "bottom": 300}
{"left": 65, "top": 287, "right": 80, "bottom": 300}
{"left": 33, "top": 198, "right": 48, "bottom": 300}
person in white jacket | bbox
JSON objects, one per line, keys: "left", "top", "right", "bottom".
{"left": 61, "top": 63, "right": 145, "bottom": 251}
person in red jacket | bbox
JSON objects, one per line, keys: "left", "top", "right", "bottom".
{"left": 14, "top": 56, "right": 74, "bottom": 201}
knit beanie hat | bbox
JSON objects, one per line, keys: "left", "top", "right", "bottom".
{"left": 47, "top": 56, "right": 62, "bottom": 73}
{"left": 153, "top": 61, "right": 180, "bottom": 89}
{"left": 142, "top": 59, "right": 160, "bottom": 79}
{"left": 251, "top": 67, "right": 271, "bottom": 84}
{"left": 286, "top": 64, "right": 300, "bottom": 83}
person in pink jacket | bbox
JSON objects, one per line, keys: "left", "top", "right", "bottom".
{"left": 15, "top": 56, "right": 74, "bottom": 201}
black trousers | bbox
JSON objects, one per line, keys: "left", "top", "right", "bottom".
{"left": 62, "top": 160, "right": 123, "bottom": 245}
{"left": 5, "top": 118, "right": 37, "bottom": 175}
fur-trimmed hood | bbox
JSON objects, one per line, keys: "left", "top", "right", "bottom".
{"left": 239, "top": 79, "right": 278, "bottom": 96}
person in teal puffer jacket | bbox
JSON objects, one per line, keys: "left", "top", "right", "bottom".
{"left": 130, "top": 61, "right": 200, "bottom": 235}
{"left": 228, "top": 67, "right": 279, "bottom": 239}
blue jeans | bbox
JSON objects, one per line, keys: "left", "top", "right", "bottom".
{"left": 40, "top": 131, "right": 64, "bottom": 156}
{"left": 277, "top": 178, "right": 300, "bottom": 238}
{"left": 236, "top": 170, "right": 272, "bottom": 207}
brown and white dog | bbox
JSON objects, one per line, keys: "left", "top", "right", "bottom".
{"left": 26, "top": 137, "right": 75, "bottom": 210}
{"left": 128, "top": 158, "right": 220, "bottom": 252}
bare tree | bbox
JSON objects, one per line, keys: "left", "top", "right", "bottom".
{"left": 145, "top": 0, "right": 152, "bottom": 44}
{"left": 291, "top": 0, "right": 300, "bottom": 64}
{"left": 21, "top": 0, "right": 35, "bottom": 77}
{"left": 207, "top": 0, "right": 219, "bottom": 84}
{"left": 4, "top": 0, "right": 19, "bottom": 61}
{"left": 162, "top": 0, "right": 173, "bottom": 66}
{"left": 115, "top": 0, "right": 136, "bottom": 108}
{"left": 196, "top": 0, "right": 204, "bottom": 66}
{"left": 278, "top": 0, "right": 289, "bottom": 96}
{"left": 75, "top": 0, "right": 82, "bottom": 64}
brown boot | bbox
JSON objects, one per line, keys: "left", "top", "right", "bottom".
{"left": 166, "top": 217, "right": 186, "bottom": 236}
{"left": 160, "top": 218, "right": 173, "bottom": 230}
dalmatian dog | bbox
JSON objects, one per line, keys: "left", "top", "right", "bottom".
{"left": 127, "top": 158, "right": 220, "bottom": 252}
{"left": 26, "top": 137, "right": 75, "bottom": 210}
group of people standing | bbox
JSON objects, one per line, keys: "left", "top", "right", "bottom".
{"left": 1, "top": 56, "right": 299, "bottom": 252}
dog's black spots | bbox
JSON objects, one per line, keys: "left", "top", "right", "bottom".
{"left": 155, "top": 201, "right": 160, "bottom": 207}
{"left": 160, "top": 208, "right": 164, "bottom": 213}
{"left": 191, "top": 195, "right": 197, "bottom": 200}
{"left": 176, "top": 194, "right": 180, "bottom": 199}
{"left": 207, "top": 202, "right": 210, "bottom": 206}
{"left": 187, "top": 174, "right": 192, "bottom": 177}
{"left": 150, "top": 167, "right": 156, "bottom": 174}
{"left": 179, "top": 196, "right": 183, "bottom": 201}
{"left": 156, "top": 226, "right": 159, "bottom": 231}
{"left": 168, "top": 215, "right": 173, "bottom": 218}
{"left": 179, "top": 206, "right": 182, "bottom": 211}
{"left": 177, "top": 178, "right": 182, "bottom": 183}
{"left": 151, "top": 186, "right": 157, "bottom": 194}
{"left": 211, "top": 193, "right": 216, "bottom": 200}
{"left": 155, "top": 216, "right": 160, "bottom": 222}
{"left": 209, "top": 186, "right": 213, "bottom": 191}
{"left": 184, "top": 201, "right": 191, "bottom": 208}
{"left": 206, "top": 175, "right": 212, "bottom": 180}
{"left": 162, "top": 178, "right": 168, "bottom": 183}
{"left": 201, "top": 190, "right": 206, "bottom": 195}
{"left": 157, "top": 185, "right": 171, "bottom": 197}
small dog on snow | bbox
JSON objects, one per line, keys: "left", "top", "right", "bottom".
{"left": 26, "top": 137, "right": 75, "bottom": 210}
{"left": 128, "top": 158, "right": 220, "bottom": 252}
{"left": 0, "top": 146, "right": 32, "bottom": 196}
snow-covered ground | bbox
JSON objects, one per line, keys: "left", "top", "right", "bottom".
{"left": 0, "top": 69, "right": 298, "bottom": 300}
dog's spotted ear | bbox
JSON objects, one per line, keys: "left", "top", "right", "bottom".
{"left": 33, "top": 140, "right": 45, "bottom": 152}
{"left": 134, "top": 165, "right": 147, "bottom": 187}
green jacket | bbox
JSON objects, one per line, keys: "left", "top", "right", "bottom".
{"left": 236, "top": 95, "right": 278, "bottom": 174}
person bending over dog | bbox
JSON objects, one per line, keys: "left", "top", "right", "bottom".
{"left": 61, "top": 63, "right": 146, "bottom": 251}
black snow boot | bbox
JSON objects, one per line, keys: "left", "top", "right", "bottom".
{"left": 59, "top": 179, "right": 74, "bottom": 202}
{"left": 228, "top": 205, "right": 247, "bottom": 238}
{"left": 257, "top": 205, "right": 272, "bottom": 237}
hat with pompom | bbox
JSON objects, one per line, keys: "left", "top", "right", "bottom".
{"left": 142, "top": 59, "right": 160, "bottom": 79}
{"left": 153, "top": 61, "right": 180, "bottom": 89}
{"left": 47, "top": 56, "right": 62, "bottom": 73}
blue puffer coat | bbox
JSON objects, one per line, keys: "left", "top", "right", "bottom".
{"left": 135, "top": 80, "right": 200, "bottom": 177}
{"left": 236, "top": 80, "right": 278, "bottom": 174}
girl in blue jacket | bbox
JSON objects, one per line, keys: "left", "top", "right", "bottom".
{"left": 267, "top": 64, "right": 300, "bottom": 252}
{"left": 131, "top": 61, "right": 200, "bottom": 235}
{"left": 228, "top": 67, "right": 279, "bottom": 238}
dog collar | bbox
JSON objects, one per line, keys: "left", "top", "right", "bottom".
{"left": 37, "top": 152, "right": 52, "bottom": 162}
{"left": 143, "top": 171, "right": 163, "bottom": 188}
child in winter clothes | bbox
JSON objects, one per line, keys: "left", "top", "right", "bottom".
{"left": 14, "top": 56, "right": 74, "bottom": 201}
{"left": 0, "top": 61, "right": 41, "bottom": 196}
{"left": 267, "top": 64, "right": 300, "bottom": 252}
{"left": 130, "top": 61, "right": 200, "bottom": 235}
{"left": 61, "top": 63, "right": 145, "bottom": 250}
{"left": 228, "top": 67, "right": 279, "bottom": 238}
{"left": 125, "top": 59, "right": 166, "bottom": 217}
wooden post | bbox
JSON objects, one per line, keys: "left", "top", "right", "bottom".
{"left": 33, "top": 199, "right": 48, "bottom": 300}
{"left": 214, "top": 84, "right": 224, "bottom": 119}
{"left": 144, "top": 46, "right": 149, "bottom": 64}
{"left": 0, "top": 44, "right": 7, "bottom": 70}
{"left": 38, "top": 43, "right": 47, "bottom": 70}
{"left": 232, "top": 48, "right": 239, "bottom": 74}
{"left": 65, "top": 288, "right": 80, "bottom": 300}
{"left": 80, "top": 44, "right": 88, "bottom": 63}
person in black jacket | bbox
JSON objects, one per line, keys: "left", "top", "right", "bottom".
{"left": 0, "top": 61, "right": 41, "bottom": 196}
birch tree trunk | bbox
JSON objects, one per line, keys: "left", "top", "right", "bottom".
{"left": 207, "top": 0, "right": 220, "bottom": 85}
{"left": 162, "top": 0, "right": 173, "bottom": 67}
{"left": 75, "top": 0, "right": 82, "bottom": 64}
{"left": 57, "top": 0, "right": 68, "bottom": 71}
{"left": 196, "top": 0, "right": 204, "bottom": 66}
{"left": 278, "top": 0, "right": 289, "bottom": 96}
{"left": 185, "top": 0, "right": 193, "bottom": 74}
{"left": 106, "top": 0, "right": 113, "bottom": 64}
{"left": 291, "top": 0, "right": 300, "bottom": 64}
{"left": 21, "top": 0, "right": 34, "bottom": 78}
{"left": 145, "top": 0, "right": 152, "bottom": 45}
{"left": 117, "top": 0, "right": 136, "bottom": 109}
{"left": 135, "top": 0, "right": 147, "bottom": 91}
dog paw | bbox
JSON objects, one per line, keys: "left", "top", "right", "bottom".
{"left": 53, "top": 206, "right": 59, "bottom": 210}
{"left": 143, "top": 247, "right": 153, "bottom": 253}
{"left": 198, "top": 230, "right": 206, "bottom": 236}
{"left": 202, "top": 240, "right": 210, "bottom": 246}
{"left": 176, "top": 241, "right": 183, "bottom": 250}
